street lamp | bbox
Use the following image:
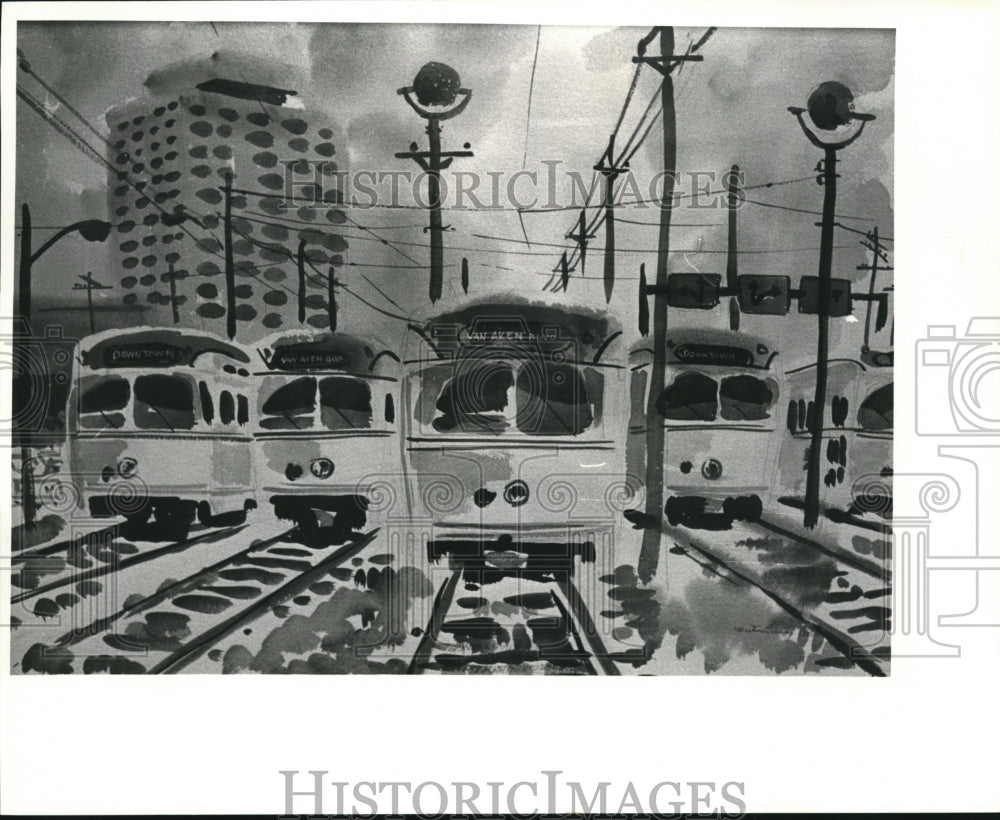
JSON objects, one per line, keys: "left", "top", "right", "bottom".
{"left": 16, "top": 203, "right": 111, "bottom": 530}
{"left": 396, "top": 62, "right": 474, "bottom": 304}
{"left": 789, "top": 81, "right": 874, "bottom": 529}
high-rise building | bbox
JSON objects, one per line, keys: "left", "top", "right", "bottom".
{"left": 104, "top": 52, "right": 347, "bottom": 336}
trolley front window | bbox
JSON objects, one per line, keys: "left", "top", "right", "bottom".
{"left": 858, "top": 383, "right": 893, "bottom": 431}
{"left": 515, "top": 362, "right": 593, "bottom": 436}
{"left": 319, "top": 377, "right": 373, "bottom": 430}
{"left": 133, "top": 374, "right": 195, "bottom": 430}
{"left": 657, "top": 371, "right": 718, "bottom": 421}
{"left": 719, "top": 375, "right": 777, "bottom": 421}
{"left": 79, "top": 376, "right": 130, "bottom": 429}
{"left": 431, "top": 362, "right": 514, "bottom": 434}
{"left": 259, "top": 376, "right": 316, "bottom": 430}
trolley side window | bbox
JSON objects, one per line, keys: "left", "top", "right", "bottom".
{"left": 858, "top": 383, "right": 893, "bottom": 431}
{"left": 219, "top": 390, "right": 235, "bottom": 425}
{"left": 79, "top": 375, "right": 130, "bottom": 429}
{"left": 629, "top": 367, "right": 649, "bottom": 432}
{"left": 431, "top": 362, "right": 514, "bottom": 434}
{"left": 237, "top": 394, "right": 249, "bottom": 426}
{"left": 657, "top": 371, "right": 718, "bottom": 421}
{"left": 199, "top": 381, "right": 215, "bottom": 425}
{"left": 515, "top": 362, "right": 593, "bottom": 436}
{"left": 719, "top": 375, "right": 777, "bottom": 421}
{"left": 318, "top": 377, "right": 373, "bottom": 430}
{"left": 133, "top": 374, "right": 195, "bottom": 430}
{"left": 259, "top": 376, "right": 316, "bottom": 430}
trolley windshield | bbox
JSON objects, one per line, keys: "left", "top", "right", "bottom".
{"left": 658, "top": 370, "right": 777, "bottom": 422}
{"left": 259, "top": 375, "right": 374, "bottom": 430}
{"left": 133, "top": 374, "right": 196, "bottom": 430}
{"left": 857, "top": 383, "right": 893, "bottom": 431}
{"left": 420, "top": 358, "right": 596, "bottom": 436}
{"left": 78, "top": 375, "right": 130, "bottom": 429}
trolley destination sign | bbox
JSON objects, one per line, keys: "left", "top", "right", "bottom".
{"left": 101, "top": 343, "right": 187, "bottom": 368}
{"left": 669, "top": 342, "right": 755, "bottom": 368}
{"left": 269, "top": 349, "right": 350, "bottom": 370}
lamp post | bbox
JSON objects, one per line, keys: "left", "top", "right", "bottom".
{"left": 396, "top": 62, "right": 473, "bottom": 304}
{"left": 789, "top": 81, "right": 874, "bottom": 529}
{"left": 16, "top": 204, "right": 111, "bottom": 530}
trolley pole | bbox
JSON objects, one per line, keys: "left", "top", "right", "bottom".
{"left": 633, "top": 26, "right": 702, "bottom": 582}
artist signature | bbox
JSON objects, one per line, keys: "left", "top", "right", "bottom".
{"left": 734, "top": 625, "right": 796, "bottom": 637}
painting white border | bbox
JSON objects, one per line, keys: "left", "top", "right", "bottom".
{"left": 1, "top": 0, "right": 998, "bottom": 815}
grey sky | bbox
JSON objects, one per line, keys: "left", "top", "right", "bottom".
{"left": 16, "top": 22, "right": 894, "bottom": 361}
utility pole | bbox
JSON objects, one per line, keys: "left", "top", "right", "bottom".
{"left": 726, "top": 164, "right": 741, "bottom": 331}
{"left": 633, "top": 26, "right": 702, "bottom": 583}
{"left": 638, "top": 263, "right": 649, "bottom": 336}
{"left": 805, "top": 143, "right": 839, "bottom": 528}
{"left": 554, "top": 251, "right": 572, "bottom": 293}
{"left": 396, "top": 63, "right": 474, "bottom": 304}
{"left": 14, "top": 204, "right": 110, "bottom": 530}
{"left": 223, "top": 173, "right": 236, "bottom": 340}
{"left": 595, "top": 138, "right": 628, "bottom": 303}
{"left": 163, "top": 262, "right": 185, "bottom": 325}
{"left": 395, "top": 132, "right": 474, "bottom": 303}
{"left": 567, "top": 209, "right": 595, "bottom": 278}
{"left": 19, "top": 205, "right": 32, "bottom": 334}
{"left": 461, "top": 257, "right": 469, "bottom": 294}
{"left": 72, "top": 272, "right": 112, "bottom": 334}
{"left": 327, "top": 266, "right": 338, "bottom": 332}
{"left": 297, "top": 239, "right": 307, "bottom": 324}
{"left": 859, "top": 226, "right": 893, "bottom": 352}
{"left": 789, "top": 82, "right": 873, "bottom": 529}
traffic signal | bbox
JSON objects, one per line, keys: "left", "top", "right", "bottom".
{"left": 666, "top": 273, "right": 720, "bottom": 309}
{"left": 798, "top": 275, "right": 853, "bottom": 316}
{"left": 737, "top": 274, "right": 791, "bottom": 315}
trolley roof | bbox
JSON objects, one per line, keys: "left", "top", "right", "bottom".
{"left": 78, "top": 327, "right": 250, "bottom": 370}
{"left": 412, "top": 295, "right": 622, "bottom": 362}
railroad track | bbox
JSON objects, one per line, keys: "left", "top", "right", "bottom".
{"left": 23, "top": 526, "right": 380, "bottom": 674}
{"left": 409, "top": 562, "right": 620, "bottom": 676}
{"left": 667, "top": 517, "right": 891, "bottom": 677}
{"left": 11, "top": 523, "right": 248, "bottom": 608}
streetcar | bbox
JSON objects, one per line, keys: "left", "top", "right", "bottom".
{"left": 630, "top": 328, "right": 782, "bottom": 528}
{"left": 401, "top": 295, "right": 635, "bottom": 554}
{"left": 66, "top": 327, "right": 256, "bottom": 539}
{"left": 777, "top": 358, "right": 893, "bottom": 524}
{"left": 251, "top": 331, "right": 402, "bottom": 542}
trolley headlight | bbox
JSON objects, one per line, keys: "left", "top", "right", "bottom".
{"left": 310, "top": 458, "right": 334, "bottom": 479}
{"left": 503, "top": 479, "right": 529, "bottom": 507}
{"left": 701, "top": 458, "right": 723, "bottom": 481}
{"left": 117, "top": 457, "right": 138, "bottom": 478}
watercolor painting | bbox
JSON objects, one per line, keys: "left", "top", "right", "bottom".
{"left": 6, "top": 21, "right": 894, "bottom": 675}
